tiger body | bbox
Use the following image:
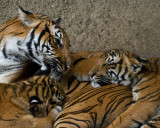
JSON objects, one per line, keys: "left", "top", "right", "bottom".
{"left": 0, "top": 7, "right": 71, "bottom": 83}
{"left": 0, "top": 75, "right": 66, "bottom": 128}
{"left": 53, "top": 51, "right": 133, "bottom": 128}
{"left": 88, "top": 49, "right": 160, "bottom": 128}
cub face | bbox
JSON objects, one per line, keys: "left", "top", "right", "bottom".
{"left": 89, "top": 50, "right": 148, "bottom": 88}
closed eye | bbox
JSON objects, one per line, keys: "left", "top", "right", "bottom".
{"left": 29, "top": 96, "right": 43, "bottom": 104}
{"left": 54, "top": 38, "right": 63, "bottom": 48}
{"left": 50, "top": 101, "right": 57, "bottom": 105}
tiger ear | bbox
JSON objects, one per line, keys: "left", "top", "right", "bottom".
{"left": 11, "top": 97, "right": 29, "bottom": 111}
{"left": 56, "top": 18, "right": 62, "bottom": 24}
{"left": 18, "top": 6, "right": 39, "bottom": 27}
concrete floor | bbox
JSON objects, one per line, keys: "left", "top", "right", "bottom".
{"left": 0, "top": 0, "right": 160, "bottom": 57}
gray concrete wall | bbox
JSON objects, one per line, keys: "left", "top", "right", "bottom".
{"left": 0, "top": 0, "right": 160, "bottom": 57}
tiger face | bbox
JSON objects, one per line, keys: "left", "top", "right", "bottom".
{"left": 0, "top": 6, "right": 72, "bottom": 81}
{"left": 0, "top": 75, "right": 66, "bottom": 119}
{"left": 27, "top": 83, "right": 65, "bottom": 118}
{"left": 89, "top": 50, "right": 149, "bottom": 88}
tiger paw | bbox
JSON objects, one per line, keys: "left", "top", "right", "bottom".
{"left": 74, "top": 71, "right": 90, "bottom": 82}
{"left": 140, "top": 125, "right": 151, "bottom": 128}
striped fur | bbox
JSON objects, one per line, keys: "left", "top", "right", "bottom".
{"left": 0, "top": 75, "right": 66, "bottom": 128}
{"left": 0, "top": 7, "right": 71, "bottom": 83}
{"left": 88, "top": 49, "right": 160, "bottom": 128}
{"left": 53, "top": 52, "right": 133, "bottom": 128}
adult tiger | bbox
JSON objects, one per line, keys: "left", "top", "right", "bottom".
{"left": 0, "top": 6, "right": 71, "bottom": 83}
{"left": 89, "top": 49, "right": 160, "bottom": 128}
{"left": 53, "top": 51, "right": 133, "bottom": 128}
{"left": 0, "top": 74, "right": 66, "bottom": 128}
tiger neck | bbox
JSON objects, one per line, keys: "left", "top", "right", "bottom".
{"left": 0, "top": 33, "right": 28, "bottom": 62}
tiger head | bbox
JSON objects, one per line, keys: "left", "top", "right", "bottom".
{"left": 16, "top": 7, "right": 72, "bottom": 80}
{"left": 9, "top": 75, "right": 66, "bottom": 118}
{"left": 89, "top": 49, "right": 149, "bottom": 88}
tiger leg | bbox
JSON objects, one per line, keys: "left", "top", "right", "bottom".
{"left": 107, "top": 101, "right": 159, "bottom": 128}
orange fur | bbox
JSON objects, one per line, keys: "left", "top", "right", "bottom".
{"left": 0, "top": 75, "right": 66, "bottom": 128}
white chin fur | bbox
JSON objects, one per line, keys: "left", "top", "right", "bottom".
{"left": 41, "top": 65, "right": 47, "bottom": 71}
{"left": 91, "top": 81, "right": 101, "bottom": 88}
{"left": 54, "top": 106, "right": 62, "bottom": 115}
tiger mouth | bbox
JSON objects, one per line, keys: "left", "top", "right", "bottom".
{"left": 44, "top": 58, "right": 64, "bottom": 80}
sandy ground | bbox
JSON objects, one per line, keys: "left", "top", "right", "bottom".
{"left": 0, "top": 0, "right": 160, "bottom": 57}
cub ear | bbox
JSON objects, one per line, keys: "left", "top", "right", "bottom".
{"left": 131, "top": 57, "right": 148, "bottom": 73}
{"left": 11, "top": 97, "right": 29, "bottom": 111}
{"left": 18, "top": 6, "right": 39, "bottom": 27}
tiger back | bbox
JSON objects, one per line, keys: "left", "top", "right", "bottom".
{"left": 53, "top": 51, "right": 133, "bottom": 128}
{"left": 0, "top": 6, "right": 72, "bottom": 83}
{"left": 0, "top": 75, "right": 66, "bottom": 128}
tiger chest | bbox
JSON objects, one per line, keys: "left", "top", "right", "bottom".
{"left": 132, "top": 90, "right": 138, "bottom": 101}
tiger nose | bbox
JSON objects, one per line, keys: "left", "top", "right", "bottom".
{"left": 64, "top": 63, "right": 70, "bottom": 71}
{"left": 90, "top": 72, "right": 96, "bottom": 78}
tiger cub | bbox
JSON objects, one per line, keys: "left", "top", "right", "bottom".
{"left": 0, "top": 6, "right": 71, "bottom": 83}
{"left": 89, "top": 49, "right": 160, "bottom": 128}
{"left": 0, "top": 75, "right": 66, "bottom": 128}
{"left": 53, "top": 51, "right": 133, "bottom": 128}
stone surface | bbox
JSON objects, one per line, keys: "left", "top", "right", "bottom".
{"left": 0, "top": 0, "right": 160, "bottom": 57}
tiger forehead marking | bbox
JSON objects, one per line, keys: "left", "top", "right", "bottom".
{"left": 0, "top": 7, "right": 72, "bottom": 83}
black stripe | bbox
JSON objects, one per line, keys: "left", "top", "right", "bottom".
{"left": 0, "top": 36, "right": 3, "bottom": 44}
{"left": 138, "top": 89, "right": 160, "bottom": 101}
{"left": 117, "top": 64, "right": 122, "bottom": 78}
{"left": 26, "top": 23, "right": 41, "bottom": 58}
{"left": 147, "top": 123, "right": 158, "bottom": 128}
{"left": 19, "top": 6, "right": 32, "bottom": 15}
{"left": 73, "top": 58, "right": 86, "bottom": 66}
{"left": 90, "top": 112, "right": 97, "bottom": 128}
{"left": 67, "top": 76, "right": 76, "bottom": 90}
{"left": 110, "top": 95, "right": 132, "bottom": 113}
{"left": 134, "top": 85, "right": 150, "bottom": 93}
{"left": 27, "top": 85, "right": 33, "bottom": 98}
{"left": 19, "top": 82, "right": 27, "bottom": 95}
{"left": 2, "top": 43, "right": 7, "bottom": 58}
{"left": 117, "top": 58, "right": 123, "bottom": 65}
{"left": 55, "top": 25, "right": 60, "bottom": 29}
{"left": 34, "top": 29, "right": 46, "bottom": 53}
{"left": 45, "top": 87, "right": 50, "bottom": 98}
{"left": 66, "top": 82, "right": 80, "bottom": 95}
{"left": 35, "top": 85, "right": 39, "bottom": 96}
{"left": 136, "top": 57, "right": 149, "bottom": 64}
{"left": 0, "top": 21, "right": 20, "bottom": 33}
{"left": 99, "top": 89, "right": 131, "bottom": 127}
{"left": 121, "top": 67, "right": 128, "bottom": 81}
{"left": 55, "top": 121, "right": 81, "bottom": 128}
{"left": 132, "top": 119, "right": 143, "bottom": 126}
{"left": 55, "top": 104, "right": 98, "bottom": 122}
